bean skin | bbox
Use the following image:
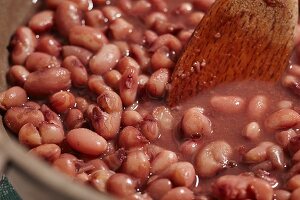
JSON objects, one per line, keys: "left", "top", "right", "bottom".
{"left": 275, "top": 129, "right": 297, "bottom": 149}
{"left": 265, "top": 109, "right": 300, "bottom": 130}
{"left": 10, "top": 27, "right": 37, "bottom": 65}
{"left": 122, "top": 110, "right": 143, "bottom": 127}
{"left": 28, "top": 10, "right": 54, "bottom": 33}
{"left": 151, "top": 46, "right": 175, "bottom": 71}
{"left": 29, "top": 144, "right": 61, "bottom": 162}
{"left": 62, "top": 56, "right": 88, "bottom": 87}
{"left": 161, "top": 187, "right": 194, "bottom": 200}
{"left": 50, "top": 91, "right": 75, "bottom": 113}
{"left": 62, "top": 45, "right": 93, "bottom": 66}
{"left": 104, "top": 70, "right": 122, "bottom": 90}
{"left": 8, "top": 65, "right": 30, "bottom": 86}
{"left": 90, "top": 169, "right": 115, "bottom": 192}
{"left": 118, "top": 126, "right": 149, "bottom": 149}
{"left": 150, "top": 34, "right": 182, "bottom": 55}
{"left": 103, "top": 148, "right": 127, "bottom": 171}
{"left": 75, "top": 97, "right": 89, "bottom": 113}
{"left": 130, "top": 44, "right": 151, "bottom": 72}
{"left": 36, "top": 35, "right": 62, "bottom": 57}
{"left": 25, "top": 52, "right": 60, "bottom": 72}
{"left": 147, "top": 68, "right": 170, "bottom": 98}
{"left": 97, "top": 90, "right": 123, "bottom": 113}
{"left": 39, "top": 122, "right": 65, "bottom": 144}
{"left": 119, "top": 67, "right": 139, "bottom": 106}
{"left": 24, "top": 67, "right": 71, "bottom": 97}
{"left": 52, "top": 154, "right": 77, "bottom": 176}
{"left": 244, "top": 142, "right": 274, "bottom": 164}
{"left": 67, "top": 128, "right": 108, "bottom": 156}
{"left": 0, "top": 86, "right": 27, "bottom": 110}
{"left": 88, "top": 75, "right": 112, "bottom": 95}
{"left": 109, "top": 18, "right": 134, "bottom": 40}
{"left": 117, "top": 57, "right": 141, "bottom": 74}
{"left": 147, "top": 178, "right": 173, "bottom": 200}
{"left": 151, "top": 150, "right": 178, "bottom": 175}
{"left": 106, "top": 173, "right": 137, "bottom": 197}
{"left": 19, "top": 123, "right": 42, "bottom": 147}
{"left": 85, "top": 9, "right": 106, "bottom": 29}
{"left": 65, "top": 109, "right": 85, "bottom": 130}
{"left": 102, "top": 6, "right": 123, "bottom": 22}
{"left": 40, "top": 104, "right": 63, "bottom": 128}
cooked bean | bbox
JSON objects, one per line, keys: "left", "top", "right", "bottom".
{"left": 144, "top": 30, "right": 158, "bottom": 45}
{"left": 267, "top": 145, "right": 286, "bottom": 169}
{"left": 85, "top": 9, "right": 106, "bottom": 29}
{"left": 181, "top": 107, "right": 212, "bottom": 139}
{"left": 121, "top": 150, "right": 150, "bottom": 182}
{"left": 248, "top": 95, "right": 268, "bottom": 119}
{"left": 52, "top": 154, "right": 77, "bottom": 176}
{"left": 151, "top": 150, "right": 178, "bottom": 175}
{"left": 109, "top": 18, "right": 133, "bottom": 41}
{"left": 90, "top": 169, "right": 115, "bottom": 192}
{"left": 150, "top": 34, "right": 182, "bottom": 55}
{"left": 291, "top": 188, "right": 300, "bottom": 200}
{"left": 75, "top": 172, "right": 89, "bottom": 183}
{"left": 195, "top": 141, "right": 233, "bottom": 177}
{"left": 130, "top": 44, "right": 151, "bottom": 72}
{"left": 122, "top": 110, "right": 143, "bottom": 126}
{"left": 151, "top": 46, "right": 175, "bottom": 71}
{"left": 29, "top": 144, "right": 61, "bottom": 162}
{"left": 244, "top": 142, "right": 274, "bottom": 163}
{"left": 113, "top": 41, "right": 130, "bottom": 57}
{"left": 138, "top": 74, "right": 149, "bottom": 91}
{"left": 274, "top": 190, "right": 291, "bottom": 200}
{"left": 69, "top": 25, "right": 107, "bottom": 52}
{"left": 85, "top": 159, "right": 109, "bottom": 173}
{"left": 19, "top": 123, "right": 42, "bottom": 147}
{"left": 211, "top": 95, "right": 245, "bottom": 114}
{"left": 147, "top": 68, "right": 170, "bottom": 98}
{"left": 89, "top": 44, "right": 121, "bottom": 75}
{"left": 107, "top": 173, "right": 137, "bottom": 197}
{"left": 179, "top": 140, "right": 200, "bottom": 157}
{"left": 117, "top": 57, "right": 141, "bottom": 74}
{"left": 102, "top": 6, "right": 122, "bottom": 21}
{"left": 103, "top": 148, "right": 127, "bottom": 171}
{"left": 65, "top": 109, "right": 85, "bottom": 130}
{"left": 161, "top": 187, "right": 194, "bottom": 200}
{"left": 36, "top": 35, "right": 62, "bottom": 57}
{"left": 55, "top": 1, "right": 82, "bottom": 37}
{"left": 0, "top": 86, "right": 27, "bottom": 110}
{"left": 104, "top": 70, "right": 122, "bottom": 90}
{"left": 288, "top": 135, "right": 300, "bottom": 155}
{"left": 67, "top": 128, "right": 108, "bottom": 156}
{"left": 88, "top": 75, "right": 112, "bottom": 95}
{"left": 175, "top": 2, "right": 193, "bottom": 15}
{"left": 243, "top": 122, "right": 261, "bottom": 141}
{"left": 141, "top": 118, "right": 160, "bottom": 141}
{"left": 152, "top": 106, "right": 174, "bottom": 131}
{"left": 62, "top": 56, "right": 88, "bottom": 87}
{"left": 147, "top": 178, "right": 173, "bottom": 200}
{"left": 265, "top": 109, "right": 300, "bottom": 130}
{"left": 49, "top": 91, "right": 75, "bottom": 113}
{"left": 275, "top": 129, "right": 297, "bottom": 149}
{"left": 39, "top": 122, "right": 64, "bottom": 144}
{"left": 4, "top": 106, "right": 44, "bottom": 133}
{"left": 193, "top": 0, "right": 215, "bottom": 12}
{"left": 119, "top": 0, "right": 152, "bottom": 16}
{"left": 288, "top": 174, "right": 300, "bottom": 190}
{"left": 177, "top": 29, "right": 194, "bottom": 45}
{"left": 75, "top": 97, "right": 89, "bottom": 113}
{"left": 10, "top": 27, "right": 37, "bottom": 65}
{"left": 24, "top": 67, "right": 71, "bottom": 96}
{"left": 278, "top": 100, "right": 293, "bottom": 110}
{"left": 62, "top": 45, "right": 93, "bottom": 66}
{"left": 28, "top": 10, "right": 54, "bottom": 33}
{"left": 8, "top": 65, "right": 30, "bottom": 86}
{"left": 25, "top": 52, "right": 60, "bottom": 72}
{"left": 119, "top": 67, "right": 139, "bottom": 106}
{"left": 118, "top": 126, "right": 148, "bottom": 149}
{"left": 40, "top": 104, "right": 63, "bottom": 127}
{"left": 23, "top": 101, "right": 41, "bottom": 110}
{"left": 97, "top": 90, "right": 123, "bottom": 113}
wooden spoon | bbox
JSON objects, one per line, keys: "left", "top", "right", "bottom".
{"left": 168, "top": 0, "right": 298, "bottom": 107}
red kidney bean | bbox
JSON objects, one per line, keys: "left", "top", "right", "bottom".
{"left": 109, "top": 18, "right": 133, "bottom": 40}
{"left": 195, "top": 140, "right": 233, "bottom": 177}
{"left": 67, "top": 128, "right": 108, "bottom": 156}
{"left": 147, "top": 68, "right": 170, "bottom": 98}
{"left": 88, "top": 75, "right": 112, "bottom": 95}
{"left": 146, "top": 178, "right": 173, "bottom": 200}
{"left": 122, "top": 110, "right": 143, "bottom": 126}
{"left": 248, "top": 95, "right": 268, "bottom": 120}
{"left": 103, "top": 148, "right": 127, "bottom": 171}
{"left": 243, "top": 122, "right": 261, "bottom": 141}
{"left": 161, "top": 187, "right": 194, "bottom": 200}
{"left": 4, "top": 106, "right": 45, "bottom": 133}
{"left": 90, "top": 169, "right": 115, "bottom": 192}
{"left": 103, "top": 70, "right": 122, "bottom": 90}
{"left": 275, "top": 129, "right": 297, "bottom": 149}
{"left": 119, "top": 126, "right": 148, "bottom": 149}
{"left": 19, "top": 123, "right": 42, "bottom": 147}
{"left": 8, "top": 65, "right": 30, "bottom": 86}
{"left": 119, "top": 67, "right": 139, "bottom": 106}
{"left": 102, "top": 6, "right": 122, "bottom": 21}
{"left": 65, "top": 109, "right": 85, "bottom": 130}
{"left": 106, "top": 173, "right": 137, "bottom": 197}
{"left": 38, "top": 122, "right": 64, "bottom": 144}
{"left": 28, "top": 10, "right": 54, "bottom": 33}
{"left": 25, "top": 52, "right": 60, "bottom": 72}
{"left": 288, "top": 174, "right": 300, "bottom": 190}
{"left": 85, "top": 9, "right": 106, "bottom": 29}
{"left": 40, "top": 104, "right": 63, "bottom": 128}
{"left": 121, "top": 150, "right": 150, "bottom": 182}
{"left": 210, "top": 95, "right": 246, "bottom": 114}
{"left": 36, "top": 35, "right": 62, "bottom": 57}
{"left": 29, "top": 144, "right": 61, "bottom": 162}
{"left": 24, "top": 67, "right": 71, "bottom": 97}
{"left": 151, "top": 47, "right": 175, "bottom": 71}
{"left": 181, "top": 107, "right": 212, "bottom": 139}
{"left": 193, "top": 0, "right": 215, "bottom": 12}
{"left": 62, "top": 56, "right": 88, "bottom": 87}
{"left": 52, "top": 154, "right": 77, "bottom": 176}
{"left": 212, "top": 175, "right": 273, "bottom": 200}
{"left": 130, "top": 44, "right": 151, "bottom": 72}
{"left": 10, "top": 27, "right": 37, "bottom": 65}
{"left": 69, "top": 25, "right": 107, "bottom": 52}
{"left": 62, "top": 45, "right": 93, "bottom": 66}
{"left": 55, "top": 1, "right": 83, "bottom": 37}
{"left": 151, "top": 150, "right": 178, "bottom": 175}
{"left": 274, "top": 190, "right": 291, "bottom": 200}
{"left": 0, "top": 86, "right": 27, "bottom": 110}
{"left": 89, "top": 44, "right": 121, "bottom": 75}
{"left": 265, "top": 109, "right": 300, "bottom": 130}
{"left": 150, "top": 34, "right": 182, "bottom": 55}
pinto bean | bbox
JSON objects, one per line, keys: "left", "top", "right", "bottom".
{"left": 97, "top": 90, "right": 123, "bottom": 113}
{"left": 244, "top": 142, "right": 274, "bottom": 163}
{"left": 130, "top": 44, "right": 151, "bottom": 72}
{"left": 69, "top": 25, "right": 107, "bottom": 52}
{"left": 89, "top": 44, "right": 121, "bottom": 75}
{"left": 210, "top": 95, "right": 245, "bottom": 114}
{"left": 118, "top": 126, "right": 148, "bottom": 149}
{"left": 177, "top": 29, "right": 194, "bottom": 45}
{"left": 141, "top": 118, "right": 160, "bottom": 141}
{"left": 119, "top": 67, "right": 139, "bottom": 106}
{"left": 180, "top": 140, "right": 201, "bottom": 157}
{"left": 288, "top": 135, "right": 300, "bottom": 155}
{"left": 122, "top": 111, "right": 143, "bottom": 127}
{"left": 85, "top": 159, "right": 109, "bottom": 173}
{"left": 102, "top": 6, "right": 122, "bottom": 21}
{"left": 4, "top": 106, "right": 45, "bottom": 133}
{"left": 103, "top": 148, "right": 127, "bottom": 171}
{"left": 75, "top": 97, "right": 89, "bottom": 113}
{"left": 88, "top": 75, "right": 112, "bottom": 95}
{"left": 161, "top": 187, "right": 194, "bottom": 200}
{"left": 25, "top": 52, "right": 60, "bottom": 72}
{"left": 106, "top": 173, "right": 137, "bottom": 197}
{"left": 113, "top": 41, "right": 130, "bottom": 57}
{"left": 288, "top": 174, "right": 300, "bottom": 190}
{"left": 267, "top": 145, "right": 286, "bottom": 169}
{"left": 275, "top": 129, "right": 297, "bottom": 149}
{"left": 28, "top": 10, "right": 54, "bottom": 33}
{"left": 119, "top": 0, "right": 152, "bottom": 16}
{"left": 0, "top": 86, "right": 27, "bottom": 110}
{"left": 19, "top": 123, "right": 42, "bottom": 147}
{"left": 290, "top": 188, "right": 300, "bottom": 200}
{"left": 55, "top": 1, "right": 83, "bottom": 37}
{"left": 138, "top": 74, "right": 149, "bottom": 91}
{"left": 147, "top": 178, "right": 173, "bottom": 200}
{"left": 40, "top": 104, "right": 63, "bottom": 127}
{"left": 67, "top": 128, "right": 108, "bottom": 156}
{"left": 212, "top": 175, "right": 273, "bottom": 200}
{"left": 36, "top": 35, "right": 62, "bottom": 57}
{"left": 24, "top": 67, "right": 71, "bottom": 97}
{"left": 38, "top": 122, "right": 64, "bottom": 144}
{"left": 265, "top": 109, "right": 300, "bottom": 130}
{"left": 62, "top": 56, "right": 88, "bottom": 87}
{"left": 278, "top": 100, "right": 293, "bottom": 109}
{"left": 274, "top": 190, "right": 291, "bottom": 200}
{"left": 150, "top": 34, "right": 182, "bottom": 55}
{"left": 117, "top": 57, "right": 141, "bottom": 74}
{"left": 195, "top": 141, "right": 233, "bottom": 177}
{"left": 8, "top": 65, "right": 30, "bottom": 86}
{"left": 85, "top": 9, "right": 106, "bottom": 29}
{"left": 151, "top": 47, "right": 175, "bottom": 71}
{"left": 110, "top": 18, "right": 133, "bottom": 40}
{"left": 65, "top": 109, "right": 85, "bottom": 130}
{"left": 243, "top": 122, "right": 261, "bottom": 141}
{"left": 152, "top": 106, "right": 174, "bottom": 131}
{"left": 104, "top": 70, "right": 122, "bottom": 90}
{"left": 175, "top": 2, "right": 193, "bottom": 15}
{"left": 193, "top": 0, "right": 215, "bottom": 12}
{"left": 248, "top": 95, "right": 268, "bottom": 120}
{"left": 62, "top": 45, "right": 93, "bottom": 66}
{"left": 10, "top": 27, "right": 37, "bottom": 65}
{"left": 90, "top": 169, "right": 115, "bottom": 192}
{"left": 29, "top": 144, "right": 61, "bottom": 162}
{"left": 151, "top": 150, "right": 178, "bottom": 175}
{"left": 147, "top": 68, "right": 170, "bottom": 98}
{"left": 52, "top": 154, "right": 77, "bottom": 176}
{"left": 181, "top": 107, "right": 212, "bottom": 139}
{"left": 121, "top": 150, "right": 150, "bottom": 182}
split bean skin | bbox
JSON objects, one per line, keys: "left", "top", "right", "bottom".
{"left": 6, "top": 0, "right": 300, "bottom": 199}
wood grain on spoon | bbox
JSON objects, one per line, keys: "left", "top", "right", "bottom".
{"left": 168, "top": 0, "right": 298, "bottom": 107}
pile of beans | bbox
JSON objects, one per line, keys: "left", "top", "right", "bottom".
{"left": 3, "top": 0, "right": 300, "bottom": 199}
